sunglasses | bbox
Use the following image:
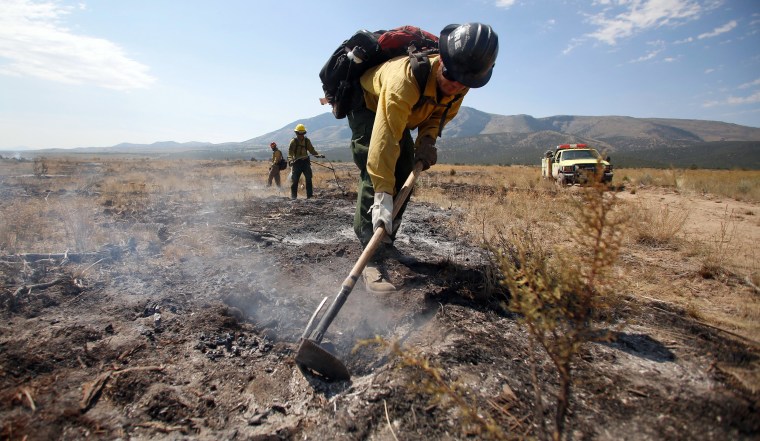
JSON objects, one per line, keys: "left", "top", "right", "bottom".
{"left": 296, "top": 131, "right": 306, "bottom": 135}
{"left": 441, "top": 65, "right": 457, "bottom": 82}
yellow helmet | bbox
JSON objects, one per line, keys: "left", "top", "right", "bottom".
{"left": 294, "top": 123, "right": 307, "bottom": 133}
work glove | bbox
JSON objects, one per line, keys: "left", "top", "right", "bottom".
{"left": 369, "top": 192, "right": 393, "bottom": 236}
{"left": 415, "top": 135, "right": 437, "bottom": 171}
{"left": 315, "top": 154, "right": 325, "bottom": 158}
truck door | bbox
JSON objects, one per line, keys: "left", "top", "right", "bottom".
{"left": 551, "top": 152, "right": 561, "bottom": 177}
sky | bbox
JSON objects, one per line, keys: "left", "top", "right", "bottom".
{"left": 1, "top": 0, "right": 759, "bottom": 150}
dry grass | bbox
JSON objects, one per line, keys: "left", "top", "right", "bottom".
{"left": 618, "top": 168, "right": 760, "bottom": 202}
{"left": 630, "top": 199, "right": 689, "bottom": 247}
{"left": 410, "top": 163, "right": 759, "bottom": 343}
{"left": 415, "top": 165, "right": 567, "bottom": 243}
{"left": 0, "top": 157, "right": 268, "bottom": 256}
{"left": 360, "top": 336, "right": 521, "bottom": 440}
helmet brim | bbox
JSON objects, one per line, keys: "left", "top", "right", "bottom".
{"left": 453, "top": 68, "right": 493, "bottom": 89}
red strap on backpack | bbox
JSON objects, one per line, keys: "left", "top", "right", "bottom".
{"left": 377, "top": 26, "right": 438, "bottom": 53}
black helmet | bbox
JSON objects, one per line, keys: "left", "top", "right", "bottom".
{"left": 439, "top": 23, "right": 499, "bottom": 88}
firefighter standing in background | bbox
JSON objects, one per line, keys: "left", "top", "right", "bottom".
{"left": 267, "top": 142, "right": 283, "bottom": 188}
{"left": 288, "top": 124, "right": 324, "bottom": 199}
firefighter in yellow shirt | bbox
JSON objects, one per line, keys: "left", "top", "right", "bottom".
{"left": 348, "top": 23, "right": 498, "bottom": 294}
{"left": 288, "top": 124, "right": 324, "bottom": 199}
{"left": 267, "top": 142, "right": 283, "bottom": 188}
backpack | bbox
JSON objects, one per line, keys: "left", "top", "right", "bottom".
{"left": 319, "top": 26, "right": 439, "bottom": 119}
{"left": 278, "top": 157, "right": 288, "bottom": 170}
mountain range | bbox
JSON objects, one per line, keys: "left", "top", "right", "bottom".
{"left": 6, "top": 108, "right": 760, "bottom": 169}
{"left": 245, "top": 108, "right": 760, "bottom": 169}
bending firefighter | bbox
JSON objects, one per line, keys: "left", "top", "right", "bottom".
{"left": 288, "top": 123, "right": 324, "bottom": 199}
{"left": 267, "top": 142, "right": 283, "bottom": 188}
{"left": 349, "top": 22, "right": 499, "bottom": 294}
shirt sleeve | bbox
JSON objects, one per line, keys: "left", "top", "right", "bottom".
{"left": 361, "top": 60, "right": 421, "bottom": 195}
{"left": 306, "top": 138, "right": 319, "bottom": 156}
{"left": 415, "top": 94, "right": 465, "bottom": 145}
{"left": 288, "top": 140, "right": 295, "bottom": 160}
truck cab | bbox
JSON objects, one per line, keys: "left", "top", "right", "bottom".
{"left": 541, "top": 144, "right": 613, "bottom": 186}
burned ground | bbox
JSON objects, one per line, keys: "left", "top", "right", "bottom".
{"left": 0, "top": 160, "right": 758, "bottom": 440}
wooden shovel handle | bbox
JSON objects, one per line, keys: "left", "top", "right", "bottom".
{"left": 309, "top": 161, "right": 424, "bottom": 342}
{"left": 348, "top": 161, "right": 424, "bottom": 280}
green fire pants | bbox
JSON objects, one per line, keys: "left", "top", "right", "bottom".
{"left": 347, "top": 105, "right": 415, "bottom": 247}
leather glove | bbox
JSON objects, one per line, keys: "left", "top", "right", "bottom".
{"left": 369, "top": 192, "right": 393, "bottom": 235}
{"left": 415, "top": 135, "right": 437, "bottom": 171}
{"left": 315, "top": 154, "right": 325, "bottom": 158}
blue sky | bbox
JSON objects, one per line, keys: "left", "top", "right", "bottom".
{"left": 1, "top": 0, "right": 759, "bottom": 149}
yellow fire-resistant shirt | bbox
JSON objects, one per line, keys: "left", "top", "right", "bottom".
{"left": 359, "top": 54, "right": 467, "bottom": 195}
{"left": 271, "top": 149, "right": 283, "bottom": 167}
{"left": 288, "top": 136, "right": 320, "bottom": 162}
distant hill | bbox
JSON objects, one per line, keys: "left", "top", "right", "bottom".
{"left": 111, "top": 141, "right": 215, "bottom": 152}
{"left": 258, "top": 109, "right": 760, "bottom": 168}
{"left": 613, "top": 141, "right": 760, "bottom": 169}
{"left": 249, "top": 107, "right": 760, "bottom": 149}
{"left": 6, "top": 108, "right": 759, "bottom": 169}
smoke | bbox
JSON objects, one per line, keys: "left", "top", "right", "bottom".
{"left": 3, "top": 156, "right": 460, "bottom": 361}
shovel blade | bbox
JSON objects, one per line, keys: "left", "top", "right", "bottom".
{"left": 295, "top": 338, "right": 350, "bottom": 381}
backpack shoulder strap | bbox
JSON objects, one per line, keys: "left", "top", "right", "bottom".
{"left": 408, "top": 53, "right": 462, "bottom": 137}
{"left": 436, "top": 93, "right": 463, "bottom": 138}
{"left": 409, "top": 50, "right": 435, "bottom": 105}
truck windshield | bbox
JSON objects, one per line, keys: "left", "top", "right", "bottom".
{"left": 561, "top": 150, "right": 599, "bottom": 160}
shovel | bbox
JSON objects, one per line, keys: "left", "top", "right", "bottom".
{"left": 295, "top": 161, "right": 425, "bottom": 381}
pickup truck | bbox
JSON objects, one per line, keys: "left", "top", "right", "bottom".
{"left": 541, "top": 144, "right": 613, "bottom": 186}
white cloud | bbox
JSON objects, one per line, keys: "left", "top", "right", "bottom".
{"left": 563, "top": 38, "right": 583, "bottom": 55}
{"left": 705, "top": 68, "right": 715, "bottom": 74}
{"left": 495, "top": 0, "right": 517, "bottom": 8}
{"left": 629, "top": 48, "right": 662, "bottom": 63}
{"left": 697, "top": 20, "right": 737, "bottom": 39}
{"left": 587, "top": 0, "right": 703, "bottom": 45}
{"left": 0, "top": 0, "right": 155, "bottom": 90}
{"left": 628, "top": 39, "right": 664, "bottom": 62}
{"left": 726, "top": 92, "right": 760, "bottom": 105}
{"left": 703, "top": 91, "right": 760, "bottom": 107}
{"left": 739, "top": 78, "right": 760, "bottom": 89}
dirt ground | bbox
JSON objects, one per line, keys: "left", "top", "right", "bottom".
{"left": 1, "top": 162, "right": 758, "bottom": 440}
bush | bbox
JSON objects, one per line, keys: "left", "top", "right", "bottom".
{"left": 490, "top": 180, "right": 627, "bottom": 441}
{"left": 33, "top": 156, "right": 48, "bottom": 177}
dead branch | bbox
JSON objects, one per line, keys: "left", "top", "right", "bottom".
{"left": 80, "top": 365, "right": 164, "bottom": 413}
{"left": 383, "top": 400, "right": 400, "bottom": 441}
{"left": 117, "top": 343, "right": 147, "bottom": 361}
{"left": 18, "top": 387, "right": 36, "bottom": 411}
{"left": 80, "top": 372, "right": 111, "bottom": 412}
{"left": 219, "top": 225, "right": 283, "bottom": 242}
{"left": 693, "top": 319, "right": 760, "bottom": 350}
{"left": 135, "top": 421, "right": 188, "bottom": 434}
{"left": 640, "top": 295, "right": 760, "bottom": 349}
{"left": 111, "top": 365, "right": 165, "bottom": 376}
{"left": 78, "top": 258, "right": 106, "bottom": 277}
{"left": 13, "top": 278, "right": 68, "bottom": 298}
{"left": 4, "top": 244, "right": 131, "bottom": 264}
